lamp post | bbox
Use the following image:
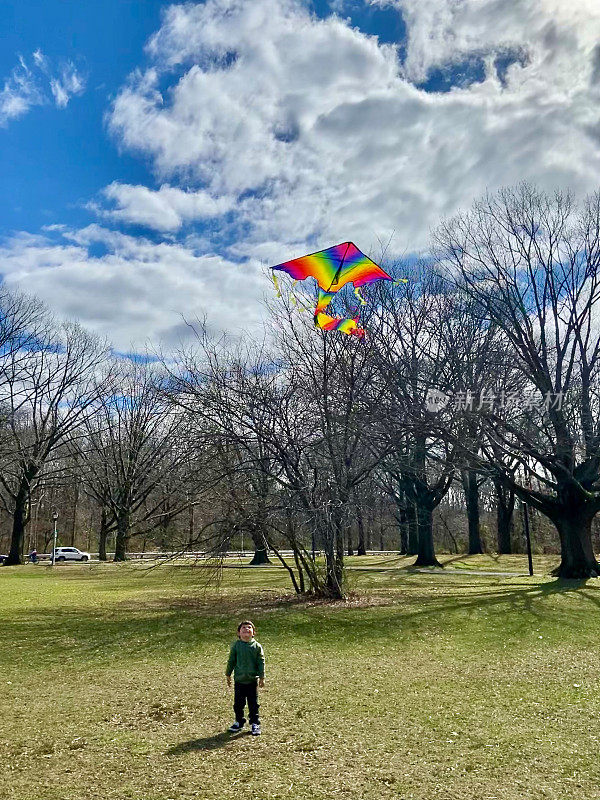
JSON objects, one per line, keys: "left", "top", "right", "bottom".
{"left": 51, "top": 511, "right": 59, "bottom": 566}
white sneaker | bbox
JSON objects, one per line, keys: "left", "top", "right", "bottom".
{"left": 228, "top": 721, "right": 244, "bottom": 732}
{"left": 251, "top": 723, "right": 261, "bottom": 736}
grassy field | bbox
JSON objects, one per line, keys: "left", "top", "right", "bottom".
{"left": 1, "top": 555, "right": 599, "bottom": 800}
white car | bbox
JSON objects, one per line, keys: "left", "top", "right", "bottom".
{"left": 53, "top": 547, "right": 91, "bottom": 562}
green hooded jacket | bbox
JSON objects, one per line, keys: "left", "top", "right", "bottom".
{"left": 226, "top": 638, "right": 265, "bottom": 684}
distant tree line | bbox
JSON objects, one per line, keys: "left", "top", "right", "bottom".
{"left": 1, "top": 184, "right": 600, "bottom": 594}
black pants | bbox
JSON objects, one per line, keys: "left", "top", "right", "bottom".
{"left": 234, "top": 680, "right": 260, "bottom": 725}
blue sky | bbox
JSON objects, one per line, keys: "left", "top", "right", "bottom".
{"left": 1, "top": 0, "right": 599, "bottom": 350}
{"left": 0, "top": 1, "right": 165, "bottom": 236}
{"left": 0, "top": 0, "right": 407, "bottom": 239}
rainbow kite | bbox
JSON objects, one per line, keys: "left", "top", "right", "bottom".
{"left": 271, "top": 241, "right": 395, "bottom": 337}
{"left": 273, "top": 241, "right": 392, "bottom": 294}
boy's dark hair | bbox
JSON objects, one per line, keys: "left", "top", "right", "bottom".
{"left": 237, "top": 620, "right": 255, "bottom": 634}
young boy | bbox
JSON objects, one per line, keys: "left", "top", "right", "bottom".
{"left": 226, "top": 620, "right": 265, "bottom": 736}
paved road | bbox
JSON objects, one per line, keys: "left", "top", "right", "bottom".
{"left": 214, "top": 562, "right": 532, "bottom": 577}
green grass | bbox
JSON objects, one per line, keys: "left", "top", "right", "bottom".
{"left": 1, "top": 557, "right": 599, "bottom": 800}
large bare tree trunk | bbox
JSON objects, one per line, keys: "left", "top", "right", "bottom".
{"left": 462, "top": 469, "right": 483, "bottom": 554}
{"left": 5, "top": 484, "right": 29, "bottom": 566}
{"left": 494, "top": 479, "right": 514, "bottom": 554}
{"left": 414, "top": 500, "right": 442, "bottom": 567}
{"left": 249, "top": 526, "right": 271, "bottom": 565}
{"left": 533, "top": 482, "right": 600, "bottom": 578}
{"left": 114, "top": 510, "right": 129, "bottom": 562}
{"left": 552, "top": 512, "right": 599, "bottom": 578}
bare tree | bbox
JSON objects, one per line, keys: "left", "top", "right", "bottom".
{"left": 435, "top": 287, "right": 521, "bottom": 554}
{"left": 372, "top": 267, "right": 458, "bottom": 567}
{"left": 169, "top": 293, "right": 388, "bottom": 599}
{"left": 166, "top": 331, "right": 323, "bottom": 592}
{"left": 275, "top": 303, "right": 390, "bottom": 594}
{"left": 0, "top": 321, "right": 110, "bottom": 565}
{"left": 76, "top": 359, "right": 194, "bottom": 561}
{"left": 435, "top": 184, "right": 600, "bottom": 577}
{"left": 0, "top": 288, "right": 47, "bottom": 368}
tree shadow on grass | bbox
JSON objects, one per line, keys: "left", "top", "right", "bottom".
{"left": 399, "top": 578, "right": 599, "bottom": 617}
{"left": 440, "top": 554, "right": 507, "bottom": 568}
{"left": 397, "top": 556, "right": 512, "bottom": 573}
{"left": 384, "top": 577, "right": 600, "bottom": 632}
{"left": 3, "top": 574, "right": 598, "bottom": 674}
{"left": 167, "top": 730, "right": 251, "bottom": 755}
{"left": 527, "top": 577, "right": 600, "bottom": 609}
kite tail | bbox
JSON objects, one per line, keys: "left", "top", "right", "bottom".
{"left": 316, "top": 289, "right": 336, "bottom": 315}
{"left": 272, "top": 273, "right": 282, "bottom": 297}
{"left": 315, "top": 312, "right": 366, "bottom": 339}
{"left": 291, "top": 296, "right": 311, "bottom": 313}
{"left": 354, "top": 286, "right": 368, "bottom": 305}
{"left": 394, "top": 278, "right": 409, "bottom": 285}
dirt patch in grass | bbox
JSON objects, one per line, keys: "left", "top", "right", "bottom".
{"left": 127, "top": 587, "right": 399, "bottom": 616}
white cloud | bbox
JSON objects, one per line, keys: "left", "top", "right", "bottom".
{"left": 0, "top": 226, "right": 268, "bottom": 350}
{"left": 0, "top": 51, "right": 85, "bottom": 126}
{"left": 105, "top": 0, "right": 600, "bottom": 257}
{"left": 0, "top": 56, "right": 44, "bottom": 125}
{"left": 94, "top": 182, "right": 235, "bottom": 231}
{"left": 50, "top": 62, "right": 85, "bottom": 108}
{"left": 32, "top": 50, "right": 46, "bottom": 68}
{"left": 380, "top": 0, "right": 600, "bottom": 86}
